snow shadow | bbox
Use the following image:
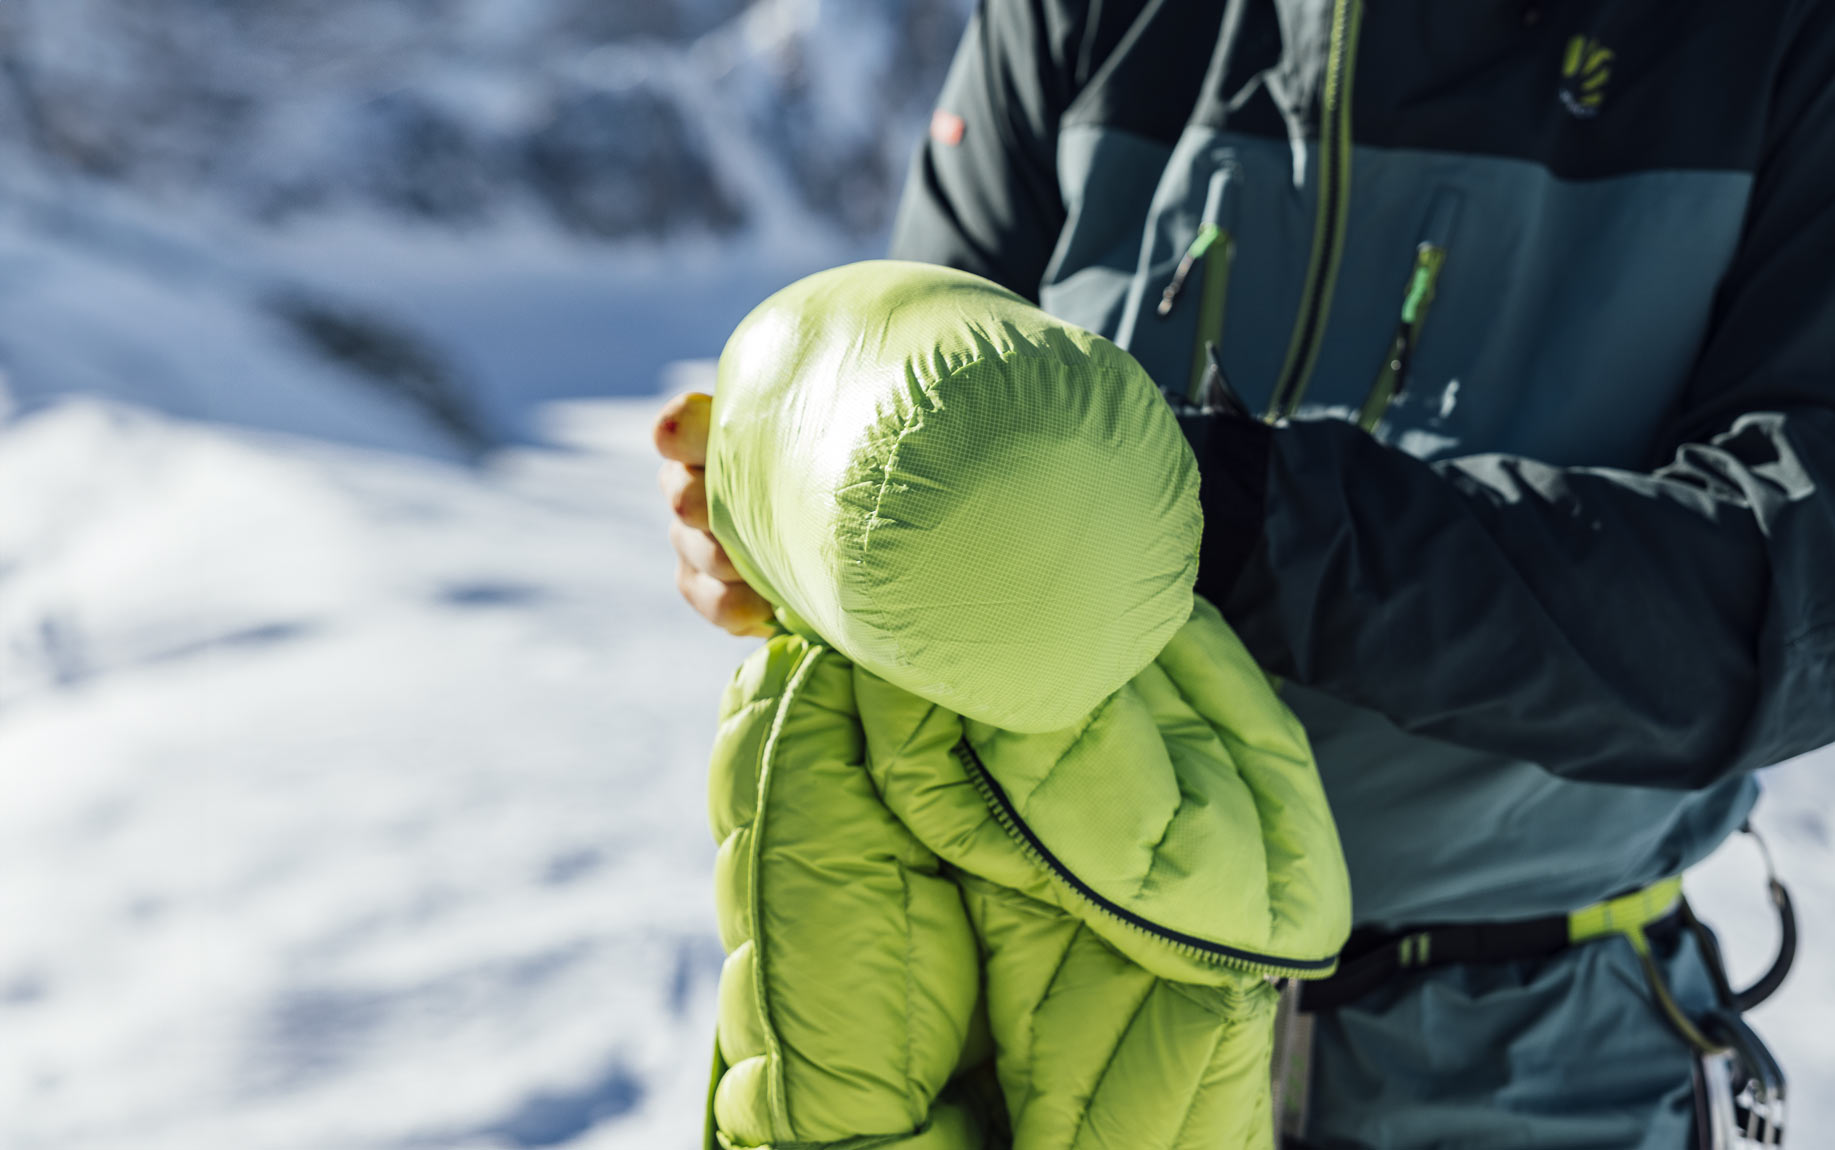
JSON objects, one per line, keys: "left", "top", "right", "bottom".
{"left": 143, "top": 620, "right": 322, "bottom": 665}
{"left": 669, "top": 933, "right": 726, "bottom": 1019}
{"left": 6, "top": 616, "right": 321, "bottom": 701}
{"left": 540, "top": 847, "right": 603, "bottom": 886}
{"left": 467, "top": 1059, "right": 647, "bottom": 1148}
{"left": 436, "top": 581, "right": 551, "bottom": 609}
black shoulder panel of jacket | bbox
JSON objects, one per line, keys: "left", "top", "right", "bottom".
{"left": 1214, "top": 0, "right": 1835, "bottom": 788}
{"left": 1198, "top": 0, "right": 1788, "bottom": 177}
{"left": 903, "top": 0, "right": 1798, "bottom": 188}
{"left": 886, "top": 0, "right": 1160, "bottom": 299}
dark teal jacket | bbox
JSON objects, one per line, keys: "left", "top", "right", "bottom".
{"left": 887, "top": 0, "right": 1835, "bottom": 1144}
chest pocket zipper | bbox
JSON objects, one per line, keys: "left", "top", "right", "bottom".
{"left": 1157, "top": 164, "right": 1240, "bottom": 402}
{"left": 1356, "top": 191, "right": 1461, "bottom": 432}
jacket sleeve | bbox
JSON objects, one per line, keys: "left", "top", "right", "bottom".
{"left": 885, "top": 0, "right": 1078, "bottom": 300}
{"left": 1203, "top": 12, "right": 1835, "bottom": 790}
{"left": 707, "top": 638, "right": 985, "bottom": 1148}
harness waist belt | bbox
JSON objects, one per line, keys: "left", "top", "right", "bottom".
{"left": 1300, "top": 876, "right": 1684, "bottom": 1012}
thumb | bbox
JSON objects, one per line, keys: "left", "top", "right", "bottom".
{"left": 653, "top": 391, "right": 712, "bottom": 465}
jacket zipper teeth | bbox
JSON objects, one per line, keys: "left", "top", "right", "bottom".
{"left": 953, "top": 739, "right": 1339, "bottom": 979}
{"left": 1357, "top": 243, "right": 1446, "bottom": 431}
{"left": 1265, "top": 0, "right": 1364, "bottom": 422}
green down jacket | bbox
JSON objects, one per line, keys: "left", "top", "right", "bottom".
{"left": 701, "top": 261, "right": 1352, "bottom": 1150}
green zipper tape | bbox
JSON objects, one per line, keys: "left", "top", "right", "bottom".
{"left": 1267, "top": 0, "right": 1365, "bottom": 421}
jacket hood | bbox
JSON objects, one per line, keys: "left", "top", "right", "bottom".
{"left": 707, "top": 260, "right": 1202, "bottom": 732}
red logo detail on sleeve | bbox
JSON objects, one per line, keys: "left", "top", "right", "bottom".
{"left": 929, "top": 108, "right": 966, "bottom": 147}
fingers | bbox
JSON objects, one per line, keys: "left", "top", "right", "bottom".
{"left": 654, "top": 391, "right": 712, "bottom": 465}
{"left": 676, "top": 557, "right": 776, "bottom": 637}
{"left": 657, "top": 460, "right": 708, "bottom": 529}
{"left": 670, "top": 517, "right": 744, "bottom": 582}
{"left": 656, "top": 390, "right": 772, "bottom": 638}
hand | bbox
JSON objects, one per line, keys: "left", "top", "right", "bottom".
{"left": 654, "top": 392, "right": 776, "bottom": 637}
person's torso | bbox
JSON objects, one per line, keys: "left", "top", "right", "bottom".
{"left": 1037, "top": 0, "right": 1777, "bottom": 925}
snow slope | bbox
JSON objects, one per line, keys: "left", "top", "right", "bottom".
{"left": 0, "top": 394, "right": 748, "bottom": 1149}
{"left": 0, "top": 153, "right": 789, "bottom": 1146}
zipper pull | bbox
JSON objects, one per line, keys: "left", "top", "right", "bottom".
{"left": 1358, "top": 328, "right": 1415, "bottom": 432}
{"left": 1158, "top": 223, "right": 1224, "bottom": 316}
{"left": 1356, "top": 244, "right": 1445, "bottom": 432}
{"left": 1398, "top": 248, "right": 1440, "bottom": 329}
{"left": 1376, "top": 258, "right": 1438, "bottom": 402}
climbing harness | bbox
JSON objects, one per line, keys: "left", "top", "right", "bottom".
{"left": 1683, "top": 828, "right": 1794, "bottom": 1148}
{"left": 1281, "top": 825, "right": 1795, "bottom": 1147}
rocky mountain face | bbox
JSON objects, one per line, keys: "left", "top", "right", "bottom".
{"left": 0, "top": 0, "right": 972, "bottom": 242}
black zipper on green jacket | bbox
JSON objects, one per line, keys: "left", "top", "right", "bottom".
{"left": 952, "top": 738, "right": 1339, "bottom": 978}
{"left": 1265, "top": 0, "right": 1365, "bottom": 422}
{"left": 1357, "top": 243, "right": 1446, "bottom": 430}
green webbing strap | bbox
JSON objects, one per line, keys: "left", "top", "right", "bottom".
{"left": 1396, "top": 931, "right": 1431, "bottom": 967}
{"left": 1303, "top": 874, "right": 1688, "bottom": 1014}
{"left": 1567, "top": 874, "right": 1683, "bottom": 943}
{"left": 1309, "top": 859, "right": 1793, "bottom": 1066}
{"left": 1565, "top": 874, "right": 1729, "bottom": 1055}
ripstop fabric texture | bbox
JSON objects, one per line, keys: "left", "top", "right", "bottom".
{"left": 701, "top": 261, "right": 1351, "bottom": 1149}
{"left": 706, "top": 260, "right": 1202, "bottom": 733}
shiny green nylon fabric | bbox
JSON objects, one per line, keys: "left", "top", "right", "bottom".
{"left": 703, "top": 262, "right": 1351, "bottom": 1149}
{"left": 707, "top": 261, "right": 1200, "bottom": 733}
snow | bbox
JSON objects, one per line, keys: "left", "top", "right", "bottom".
{"left": 0, "top": 174, "right": 777, "bottom": 1147}
{"left": 254, "top": 215, "right": 864, "bottom": 440}
{"left": 1690, "top": 754, "right": 1835, "bottom": 1124}
{"left": 0, "top": 395, "right": 746, "bottom": 1149}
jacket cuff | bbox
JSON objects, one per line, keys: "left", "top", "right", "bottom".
{"left": 1182, "top": 410, "right": 1272, "bottom": 600}
{"left": 1176, "top": 409, "right": 1295, "bottom": 674}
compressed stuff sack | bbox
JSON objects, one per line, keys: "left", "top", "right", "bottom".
{"left": 705, "top": 260, "right": 1200, "bottom": 733}
{"left": 702, "top": 261, "right": 1351, "bottom": 1149}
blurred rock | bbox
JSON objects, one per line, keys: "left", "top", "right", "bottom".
{"left": 0, "top": 0, "right": 973, "bottom": 242}
{"left": 350, "top": 90, "right": 501, "bottom": 223}
{"left": 548, "top": 0, "right": 749, "bottom": 44}
{"left": 524, "top": 85, "right": 744, "bottom": 239}
{"left": 269, "top": 293, "right": 489, "bottom": 450}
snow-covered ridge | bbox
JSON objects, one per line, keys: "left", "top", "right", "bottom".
{"left": 0, "top": 0, "right": 972, "bottom": 449}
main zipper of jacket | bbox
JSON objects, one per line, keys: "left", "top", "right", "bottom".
{"left": 952, "top": 739, "right": 1339, "bottom": 979}
{"left": 1264, "top": 0, "right": 1365, "bottom": 421}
